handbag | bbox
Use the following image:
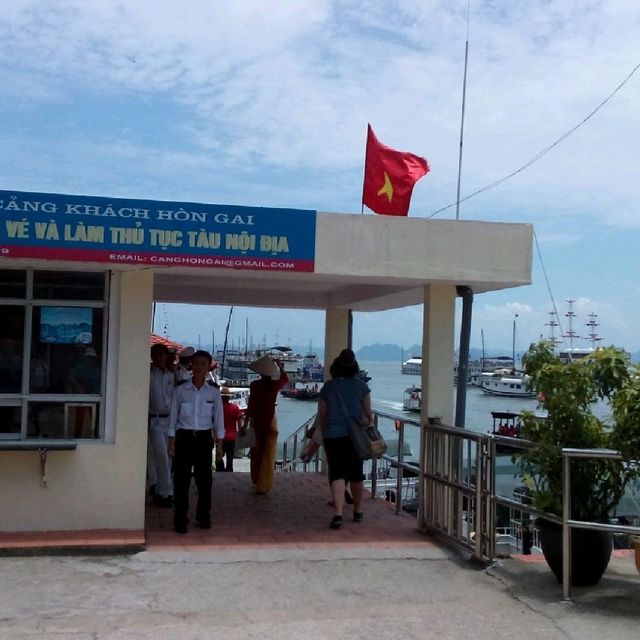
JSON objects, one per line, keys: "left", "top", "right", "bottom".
{"left": 236, "top": 421, "right": 256, "bottom": 449}
{"left": 335, "top": 386, "right": 386, "bottom": 460}
{"left": 300, "top": 436, "right": 319, "bottom": 463}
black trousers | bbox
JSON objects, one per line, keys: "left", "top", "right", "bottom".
{"left": 222, "top": 438, "right": 236, "bottom": 472}
{"left": 173, "top": 429, "right": 213, "bottom": 526}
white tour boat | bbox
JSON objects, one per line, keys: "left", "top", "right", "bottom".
{"left": 402, "top": 385, "right": 421, "bottom": 411}
{"left": 224, "top": 386, "right": 249, "bottom": 410}
{"left": 401, "top": 356, "right": 422, "bottom": 375}
{"left": 478, "top": 370, "right": 536, "bottom": 398}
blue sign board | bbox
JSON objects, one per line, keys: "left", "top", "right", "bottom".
{"left": 0, "top": 190, "right": 316, "bottom": 272}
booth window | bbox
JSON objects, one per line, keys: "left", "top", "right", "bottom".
{"left": 0, "top": 269, "right": 107, "bottom": 441}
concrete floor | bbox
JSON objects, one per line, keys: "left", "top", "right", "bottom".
{"left": 1, "top": 467, "right": 639, "bottom": 639}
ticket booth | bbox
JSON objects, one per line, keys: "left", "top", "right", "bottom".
{"left": 0, "top": 188, "right": 532, "bottom": 547}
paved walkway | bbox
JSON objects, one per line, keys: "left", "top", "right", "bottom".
{"left": 1, "top": 466, "right": 639, "bottom": 639}
{"left": 146, "top": 468, "right": 427, "bottom": 549}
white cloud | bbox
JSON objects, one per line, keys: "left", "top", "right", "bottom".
{"left": 2, "top": 1, "right": 640, "bottom": 350}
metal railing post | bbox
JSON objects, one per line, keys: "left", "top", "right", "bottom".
{"left": 395, "top": 420, "right": 405, "bottom": 514}
{"left": 474, "top": 437, "right": 483, "bottom": 560}
{"left": 562, "top": 453, "right": 572, "bottom": 600}
{"left": 488, "top": 438, "right": 497, "bottom": 560}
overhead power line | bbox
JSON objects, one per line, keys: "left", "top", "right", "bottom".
{"left": 426, "top": 59, "right": 640, "bottom": 218}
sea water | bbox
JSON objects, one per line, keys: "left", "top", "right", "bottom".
{"left": 275, "top": 360, "right": 539, "bottom": 500}
{"left": 276, "top": 359, "right": 540, "bottom": 448}
{"left": 275, "top": 361, "right": 640, "bottom": 512}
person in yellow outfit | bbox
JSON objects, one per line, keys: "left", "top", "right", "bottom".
{"left": 245, "top": 355, "right": 288, "bottom": 494}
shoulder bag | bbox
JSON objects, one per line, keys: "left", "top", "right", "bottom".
{"left": 236, "top": 418, "right": 256, "bottom": 449}
{"left": 335, "top": 385, "right": 387, "bottom": 460}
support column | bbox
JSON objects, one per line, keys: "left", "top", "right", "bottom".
{"left": 419, "top": 284, "right": 456, "bottom": 531}
{"left": 421, "top": 284, "right": 456, "bottom": 425}
{"left": 324, "top": 308, "right": 351, "bottom": 380}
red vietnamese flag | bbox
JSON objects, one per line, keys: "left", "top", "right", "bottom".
{"left": 362, "top": 124, "right": 429, "bottom": 216}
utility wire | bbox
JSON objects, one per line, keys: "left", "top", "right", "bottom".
{"left": 533, "top": 229, "right": 566, "bottom": 340}
{"left": 427, "top": 59, "right": 640, "bottom": 218}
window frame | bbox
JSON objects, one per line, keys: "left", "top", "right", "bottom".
{"left": 0, "top": 268, "right": 109, "bottom": 442}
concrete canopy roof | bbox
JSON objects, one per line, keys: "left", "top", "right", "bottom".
{"left": 153, "top": 213, "right": 533, "bottom": 312}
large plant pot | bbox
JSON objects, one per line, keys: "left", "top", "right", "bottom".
{"left": 536, "top": 519, "right": 612, "bottom": 586}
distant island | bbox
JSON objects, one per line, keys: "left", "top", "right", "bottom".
{"left": 174, "top": 340, "right": 639, "bottom": 365}
{"left": 354, "top": 343, "right": 640, "bottom": 364}
{"left": 354, "top": 343, "right": 518, "bottom": 363}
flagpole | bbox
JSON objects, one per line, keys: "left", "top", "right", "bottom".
{"left": 361, "top": 123, "right": 370, "bottom": 214}
{"left": 455, "top": 1, "right": 471, "bottom": 220}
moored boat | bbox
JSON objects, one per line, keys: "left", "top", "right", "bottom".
{"left": 456, "top": 356, "right": 515, "bottom": 386}
{"left": 298, "top": 352, "right": 324, "bottom": 381}
{"left": 219, "top": 352, "right": 261, "bottom": 387}
{"left": 402, "top": 385, "right": 421, "bottom": 412}
{"left": 478, "top": 370, "right": 536, "bottom": 398}
{"left": 281, "top": 382, "right": 321, "bottom": 401}
{"left": 401, "top": 356, "right": 422, "bottom": 375}
{"left": 222, "top": 386, "right": 249, "bottom": 410}
{"left": 490, "top": 410, "right": 522, "bottom": 441}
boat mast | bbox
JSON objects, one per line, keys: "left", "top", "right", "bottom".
{"left": 221, "top": 306, "right": 234, "bottom": 377}
{"left": 512, "top": 314, "right": 518, "bottom": 372}
{"left": 585, "top": 313, "right": 602, "bottom": 349}
{"left": 545, "top": 311, "right": 560, "bottom": 345}
{"left": 564, "top": 299, "right": 578, "bottom": 351}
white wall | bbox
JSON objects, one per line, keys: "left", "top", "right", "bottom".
{"left": 0, "top": 270, "right": 153, "bottom": 532}
{"left": 315, "top": 215, "right": 533, "bottom": 292}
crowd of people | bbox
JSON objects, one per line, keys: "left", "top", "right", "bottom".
{"left": 148, "top": 343, "right": 370, "bottom": 533}
{"left": 147, "top": 343, "right": 287, "bottom": 534}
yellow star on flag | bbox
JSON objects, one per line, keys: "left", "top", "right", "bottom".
{"left": 377, "top": 172, "right": 394, "bottom": 203}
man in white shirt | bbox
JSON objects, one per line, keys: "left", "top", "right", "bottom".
{"left": 168, "top": 349, "right": 224, "bottom": 534}
{"left": 148, "top": 344, "right": 174, "bottom": 507}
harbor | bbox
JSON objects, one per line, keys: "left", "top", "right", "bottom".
{"left": 3, "top": 1, "right": 640, "bottom": 636}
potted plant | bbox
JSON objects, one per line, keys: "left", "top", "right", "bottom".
{"left": 517, "top": 340, "right": 640, "bottom": 586}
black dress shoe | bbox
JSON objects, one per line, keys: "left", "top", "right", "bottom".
{"left": 174, "top": 523, "right": 188, "bottom": 534}
{"left": 195, "top": 519, "right": 211, "bottom": 529}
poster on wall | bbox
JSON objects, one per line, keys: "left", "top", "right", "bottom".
{"left": 0, "top": 190, "right": 317, "bottom": 272}
{"left": 40, "top": 307, "right": 93, "bottom": 344}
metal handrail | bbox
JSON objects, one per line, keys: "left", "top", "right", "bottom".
{"left": 422, "top": 420, "right": 487, "bottom": 559}
{"left": 363, "top": 413, "right": 421, "bottom": 512}
{"left": 487, "top": 434, "right": 561, "bottom": 560}
{"left": 281, "top": 413, "right": 321, "bottom": 472}
{"left": 561, "top": 448, "right": 640, "bottom": 600}
{"left": 487, "top": 438, "right": 640, "bottom": 597}
{"left": 283, "top": 415, "right": 640, "bottom": 598}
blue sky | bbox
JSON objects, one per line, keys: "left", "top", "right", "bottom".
{"left": 1, "top": 1, "right": 638, "bottom": 353}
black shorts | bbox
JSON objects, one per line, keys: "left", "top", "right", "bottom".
{"left": 323, "top": 435, "right": 365, "bottom": 484}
